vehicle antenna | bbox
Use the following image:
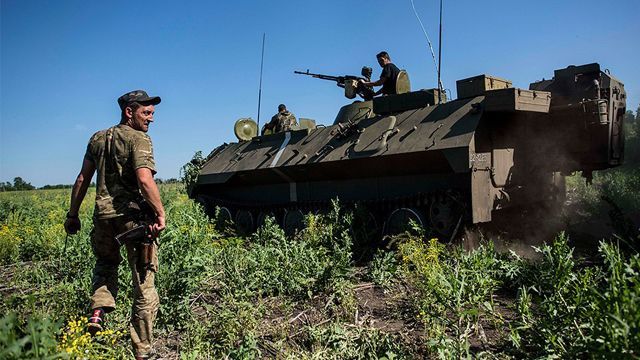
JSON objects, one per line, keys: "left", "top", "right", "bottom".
{"left": 257, "top": 33, "right": 266, "bottom": 129}
{"left": 437, "top": 0, "right": 443, "bottom": 103}
{"left": 410, "top": 0, "right": 444, "bottom": 99}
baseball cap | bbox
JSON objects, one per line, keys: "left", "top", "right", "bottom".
{"left": 117, "top": 90, "right": 161, "bottom": 110}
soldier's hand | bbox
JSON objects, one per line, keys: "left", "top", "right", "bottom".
{"left": 64, "top": 216, "right": 81, "bottom": 235}
{"left": 150, "top": 215, "right": 166, "bottom": 238}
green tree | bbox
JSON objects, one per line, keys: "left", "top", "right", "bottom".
{"left": 0, "top": 182, "right": 15, "bottom": 191}
{"left": 624, "top": 109, "right": 637, "bottom": 137}
{"left": 624, "top": 110, "right": 635, "bottom": 123}
{"left": 40, "top": 184, "right": 72, "bottom": 190}
{"left": 635, "top": 105, "right": 640, "bottom": 135}
{"left": 13, "top": 177, "right": 35, "bottom": 191}
{"left": 181, "top": 151, "right": 206, "bottom": 192}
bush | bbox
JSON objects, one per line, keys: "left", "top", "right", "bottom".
{"left": 510, "top": 234, "right": 640, "bottom": 357}
{"left": 398, "top": 237, "right": 505, "bottom": 357}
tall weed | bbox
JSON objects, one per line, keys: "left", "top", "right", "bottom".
{"left": 510, "top": 234, "right": 640, "bottom": 357}
{"left": 399, "top": 237, "right": 504, "bottom": 358}
{"left": 288, "top": 322, "right": 409, "bottom": 359}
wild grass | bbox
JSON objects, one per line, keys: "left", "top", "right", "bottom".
{"left": 508, "top": 236, "right": 640, "bottom": 358}
{"left": 1, "top": 128, "right": 639, "bottom": 360}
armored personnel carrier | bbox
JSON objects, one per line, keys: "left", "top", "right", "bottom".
{"left": 189, "top": 63, "right": 626, "bottom": 238}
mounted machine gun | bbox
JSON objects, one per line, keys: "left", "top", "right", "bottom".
{"left": 294, "top": 67, "right": 376, "bottom": 101}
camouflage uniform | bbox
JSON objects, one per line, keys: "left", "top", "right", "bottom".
{"left": 268, "top": 111, "right": 297, "bottom": 133}
{"left": 85, "top": 124, "right": 159, "bottom": 357}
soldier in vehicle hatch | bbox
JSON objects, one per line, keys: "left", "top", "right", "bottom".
{"left": 360, "top": 51, "right": 401, "bottom": 96}
{"left": 64, "top": 90, "right": 165, "bottom": 360}
{"left": 261, "top": 103, "right": 298, "bottom": 135}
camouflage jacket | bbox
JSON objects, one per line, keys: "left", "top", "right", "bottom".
{"left": 268, "top": 111, "right": 297, "bottom": 133}
{"left": 84, "top": 124, "right": 156, "bottom": 219}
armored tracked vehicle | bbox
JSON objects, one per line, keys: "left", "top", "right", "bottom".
{"left": 190, "top": 63, "right": 626, "bottom": 238}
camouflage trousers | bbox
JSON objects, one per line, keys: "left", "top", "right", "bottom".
{"left": 89, "top": 216, "right": 159, "bottom": 357}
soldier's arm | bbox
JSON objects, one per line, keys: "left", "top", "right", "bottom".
{"left": 68, "top": 159, "right": 96, "bottom": 217}
{"left": 265, "top": 116, "right": 278, "bottom": 130}
{"left": 362, "top": 76, "right": 387, "bottom": 88}
{"left": 261, "top": 117, "right": 277, "bottom": 134}
{"left": 64, "top": 158, "right": 95, "bottom": 234}
{"left": 136, "top": 167, "right": 166, "bottom": 236}
{"left": 131, "top": 133, "right": 165, "bottom": 235}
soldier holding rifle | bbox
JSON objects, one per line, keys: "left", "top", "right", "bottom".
{"left": 64, "top": 90, "right": 165, "bottom": 360}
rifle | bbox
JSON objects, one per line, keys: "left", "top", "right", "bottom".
{"left": 294, "top": 68, "right": 375, "bottom": 101}
{"left": 115, "top": 224, "right": 156, "bottom": 281}
{"left": 294, "top": 70, "right": 363, "bottom": 84}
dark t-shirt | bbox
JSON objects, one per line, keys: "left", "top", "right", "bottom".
{"left": 380, "top": 63, "right": 400, "bottom": 95}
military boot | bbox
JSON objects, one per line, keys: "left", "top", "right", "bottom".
{"left": 87, "top": 308, "right": 105, "bottom": 336}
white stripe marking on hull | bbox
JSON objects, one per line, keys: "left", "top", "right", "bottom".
{"left": 270, "top": 131, "right": 291, "bottom": 168}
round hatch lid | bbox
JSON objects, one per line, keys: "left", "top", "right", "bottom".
{"left": 234, "top": 118, "right": 258, "bottom": 141}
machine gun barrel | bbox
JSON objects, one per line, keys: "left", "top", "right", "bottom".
{"left": 295, "top": 69, "right": 374, "bottom": 101}
{"left": 294, "top": 70, "right": 344, "bottom": 83}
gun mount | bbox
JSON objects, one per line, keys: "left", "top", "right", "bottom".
{"left": 295, "top": 68, "right": 376, "bottom": 101}
{"left": 190, "top": 63, "right": 626, "bottom": 239}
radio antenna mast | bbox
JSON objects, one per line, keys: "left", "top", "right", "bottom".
{"left": 257, "top": 33, "right": 266, "bottom": 129}
{"left": 437, "top": 0, "right": 443, "bottom": 103}
{"left": 410, "top": 0, "right": 444, "bottom": 101}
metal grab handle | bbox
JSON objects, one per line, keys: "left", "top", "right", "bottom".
{"left": 315, "top": 144, "right": 334, "bottom": 156}
{"left": 378, "top": 128, "right": 399, "bottom": 141}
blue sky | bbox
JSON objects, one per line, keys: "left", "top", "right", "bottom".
{"left": 1, "top": 0, "right": 639, "bottom": 187}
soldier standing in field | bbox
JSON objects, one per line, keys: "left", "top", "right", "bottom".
{"left": 64, "top": 90, "right": 166, "bottom": 360}
{"left": 261, "top": 103, "right": 297, "bottom": 135}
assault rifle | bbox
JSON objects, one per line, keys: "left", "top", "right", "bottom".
{"left": 114, "top": 199, "right": 157, "bottom": 282}
{"left": 294, "top": 67, "right": 375, "bottom": 101}
{"left": 115, "top": 224, "right": 155, "bottom": 281}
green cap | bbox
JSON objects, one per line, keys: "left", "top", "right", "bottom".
{"left": 118, "top": 90, "right": 161, "bottom": 110}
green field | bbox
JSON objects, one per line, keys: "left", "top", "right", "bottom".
{"left": 1, "top": 126, "right": 639, "bottom": 359}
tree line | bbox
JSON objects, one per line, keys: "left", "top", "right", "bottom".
{"left": 0, "top": 177, "right": 36, "bottom": 192}
{"left": 0, "top": 177, "right": 180, "bottom": 192}
{"left": 624, "top": 105, "right": 640, "bottom": 134}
